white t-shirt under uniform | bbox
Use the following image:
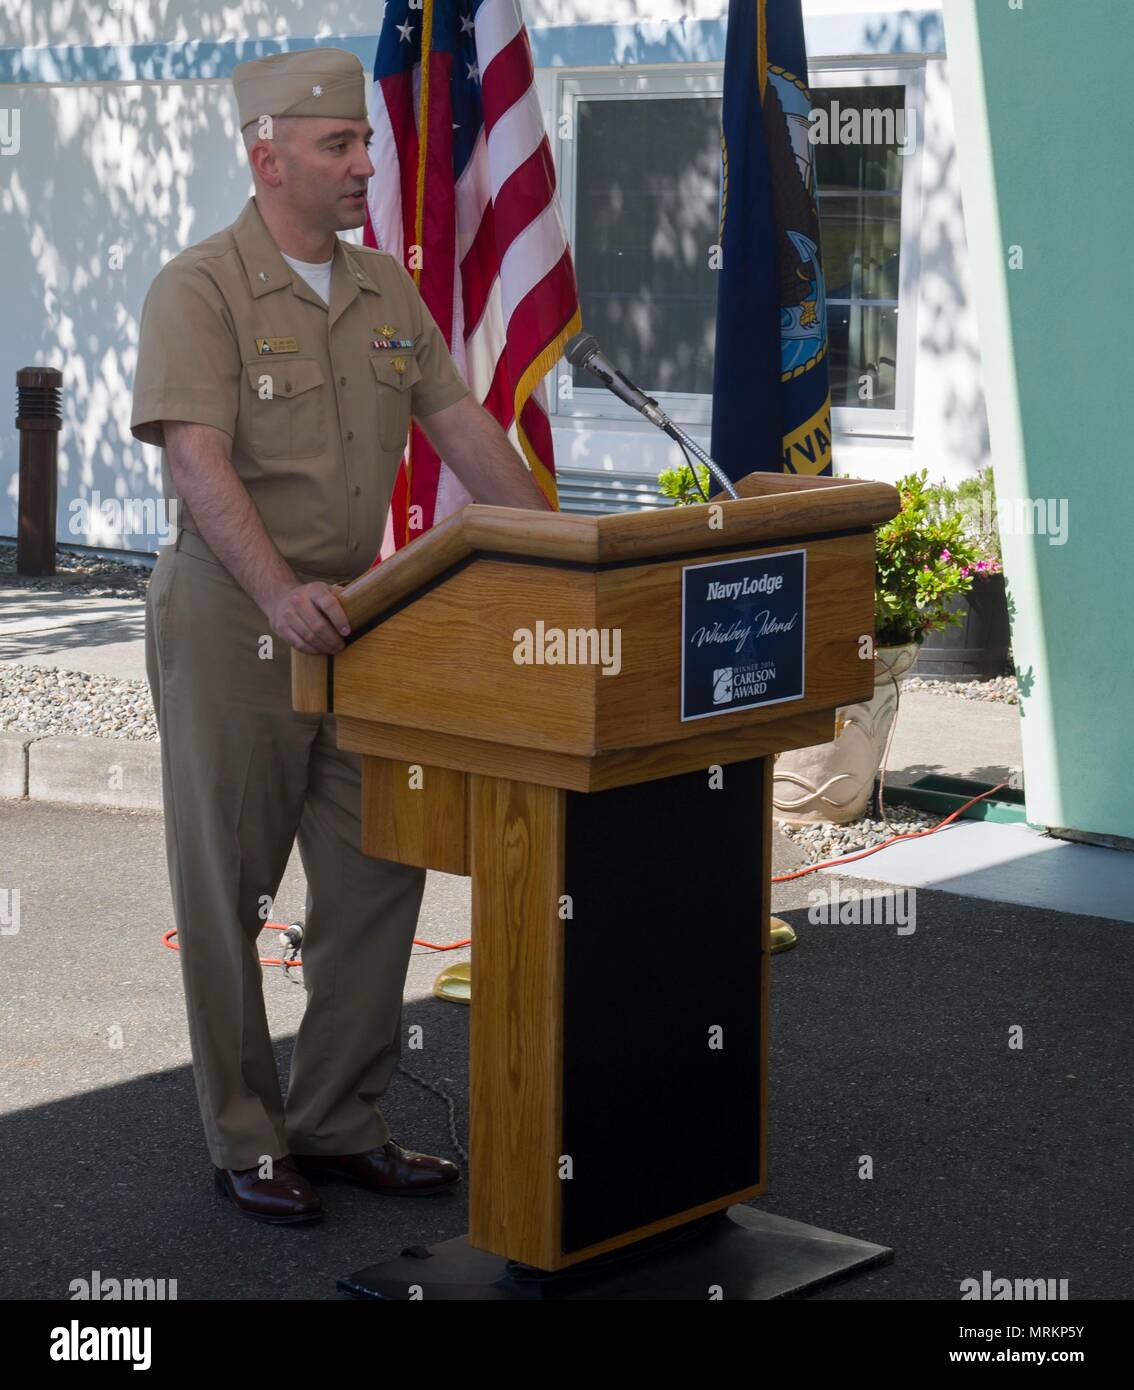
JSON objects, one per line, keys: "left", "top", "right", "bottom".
{"left": 281, "top": 251, "right": 334, "bottom": 306}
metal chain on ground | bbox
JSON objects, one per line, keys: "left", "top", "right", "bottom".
{"left": 396, "top": 1062, "right": 467, "bottom": 1163}
{"left": 269, "top": 940, "right": 467, "bottom": 1162}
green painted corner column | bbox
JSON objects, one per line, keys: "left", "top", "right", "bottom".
{"left": 942, "top": 0, "right": 1134, "bottom": 841}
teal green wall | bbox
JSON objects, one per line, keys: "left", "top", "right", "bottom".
{"left": 943, "top": 0, "right": 1134, "bottom": 839}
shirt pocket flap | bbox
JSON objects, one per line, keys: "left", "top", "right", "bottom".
{"left": 370, "top": 354, "right": 423, "bottom": 391}
{"left": 244, "top": 357, "right": 325, "bottom": 399}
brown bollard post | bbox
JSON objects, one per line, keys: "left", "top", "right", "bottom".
{"left": 16, "top": 366, "right": 63, "bottom": 576}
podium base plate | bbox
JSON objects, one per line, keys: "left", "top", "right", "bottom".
{"left": 338, "top": 1205, "right": 892, "bottom": 1300}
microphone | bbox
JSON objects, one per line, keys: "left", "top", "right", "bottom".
{"left": 565, "top": 332, "right": 670, "bottom": 430}
{"left": 564, "top": 332, "right": 739, "bottom": 500}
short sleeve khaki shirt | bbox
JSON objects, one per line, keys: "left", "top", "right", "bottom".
{"left": 130, "top": 195, "right": 469, "bottom": 581}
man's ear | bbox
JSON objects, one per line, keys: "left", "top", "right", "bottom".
{"left": 251, "top": 141, "right": 283, "bottom": 188}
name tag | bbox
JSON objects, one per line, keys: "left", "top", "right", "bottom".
{"left": 255, "top": 336, "right": 300, "bottom": 355}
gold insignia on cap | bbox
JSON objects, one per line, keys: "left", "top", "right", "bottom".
{"left": 232, "top": 49, "right": 368, "bottom": 131}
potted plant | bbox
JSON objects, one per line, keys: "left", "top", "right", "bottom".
{"left": 914, "top": 466, "right": 1012, "bottom": 678}
{"left": 658, "top": 461, "right": 711, "bottom": 506}
{"left": 773, "top": 469, "right": 982, "bottom": 823}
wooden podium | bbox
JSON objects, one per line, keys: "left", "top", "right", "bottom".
{"left": 292, "top": 471, "right": 900, "bottom": 1298}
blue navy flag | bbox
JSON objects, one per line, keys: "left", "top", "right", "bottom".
{"left": 711, "top": 0, "right": 833, "bottom": 479}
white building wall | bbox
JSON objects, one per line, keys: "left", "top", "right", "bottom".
{"left": 0, "top": 1, "right": 987, "bottom": 551}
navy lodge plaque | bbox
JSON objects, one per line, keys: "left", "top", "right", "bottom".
{"left": 680, "top": 549, "right": 806, "bottom": 721}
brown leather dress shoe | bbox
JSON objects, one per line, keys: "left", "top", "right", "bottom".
{"left": 294, "top": 1140, "right": 460, "bottom": 1196}
{"left": 213, "top": 1155, "right": 323, "bottom": 1223}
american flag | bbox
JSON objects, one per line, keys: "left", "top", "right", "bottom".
{"left": 365, "top": 0, "right": 581, "bottom": 561}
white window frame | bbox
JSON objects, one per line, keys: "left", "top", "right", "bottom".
{"left": 552, "top": 65, "right": 725, "bottom": 428}
{"left": 810, "top": 58, "right": 926, "bottom": 440}
{"left": 548, "top": 58, "right": 926, "bottom": 440}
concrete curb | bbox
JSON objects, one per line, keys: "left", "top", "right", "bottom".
{"left": 0, "top": 731, "right": 30, "bottom": 799}
{"left": 0, "top": 691, "right": 1023, "bottom": 816}
{"left": 1, "top": 731, "right": 162, "bottom": 809}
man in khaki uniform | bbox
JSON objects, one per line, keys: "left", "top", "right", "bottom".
{"left": 131, "top": 47, "right": 546, "bottom": 1223}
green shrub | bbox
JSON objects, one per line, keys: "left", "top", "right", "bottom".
{"left": 875, "top": 469, "right": 982, "bottom": 646}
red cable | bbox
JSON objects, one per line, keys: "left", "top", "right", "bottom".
{"left": 162, "top": 925, "right": 470, "bottom": 969}
{"left": 161, "top": 786, "right": 1008, "bottom": 965}
{"left": 771, "top": 782, "right": 1009, "bottom": 882}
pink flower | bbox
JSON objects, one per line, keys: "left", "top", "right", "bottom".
{"left": 961, "top": 566, "right": 972, "bottom": 577}
{"left": 940, "top": 549, "right": 951, "bottom": 561}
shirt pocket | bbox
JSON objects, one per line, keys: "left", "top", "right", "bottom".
{"left": 370, "top": 353, "right": 423, "bottom": 452}
{"left": 242, "top": 357, "right": 327, "bottom": 459}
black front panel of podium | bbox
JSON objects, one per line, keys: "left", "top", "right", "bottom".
{"left": 560, "top": 758, "right": 765, "bottom": 1254}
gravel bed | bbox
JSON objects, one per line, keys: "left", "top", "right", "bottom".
{"left": 0, "top": 664, "right": 157, "bottom": 741}
{"left": 777, "top": 805, "right": 940, "bottom": 867}
{"left": 901, "top": 674, "right": 1018, "bottom": 703}
{"left": 0, "top": 541, "right": 153, "bottom": 599}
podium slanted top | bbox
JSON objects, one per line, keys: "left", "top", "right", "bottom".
{"left": 334, "top": 472, "right": 899, "bottom": 633}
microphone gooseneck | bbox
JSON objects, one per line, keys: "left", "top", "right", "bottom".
{"left": 565, "top": 332, "right": 740, "bottom": 501}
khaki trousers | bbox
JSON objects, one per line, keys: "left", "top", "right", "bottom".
{"left": 145, "top": 531, "right": 426, "bottom": 1170}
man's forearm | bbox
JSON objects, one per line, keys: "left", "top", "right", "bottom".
{"left": 164, "top": 422, "right": 298, "bottom": 615}
{"left": 426, "top": 400, "right": 550, "bottom": 510}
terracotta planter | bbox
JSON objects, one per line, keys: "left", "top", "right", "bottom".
{"left": 772, "top": 643, "right": 919, "bottom": 825}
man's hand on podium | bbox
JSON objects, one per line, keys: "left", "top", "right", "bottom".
{"left": 266, "top": 579, "right": 351, "bottom": 655}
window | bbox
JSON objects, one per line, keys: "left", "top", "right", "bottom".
{"left": 553, "top": 62, "right": 924, "bottom": 437}
{"left": 556, "top": 69, "right": 724, "bottom": 427}
{"left": 810, "top": 64, "right": 925, "bottom": 435}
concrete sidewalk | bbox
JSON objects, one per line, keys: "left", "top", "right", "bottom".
{"left": 1, "top": 561, "right": 151, "bottom": 801}
{"left": 0, "top": 582, "right": 148, "bottom": 679}
{"left": 886, "top": 690, "right": 1021, "bottom": 791}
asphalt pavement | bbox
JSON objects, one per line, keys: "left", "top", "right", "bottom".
{"left": 1, "top": 797, "right": 1129, "bottom": 1300}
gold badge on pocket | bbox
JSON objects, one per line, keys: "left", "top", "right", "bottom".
{"left": 255, "top": 337, "right": 300, "bottom": 355}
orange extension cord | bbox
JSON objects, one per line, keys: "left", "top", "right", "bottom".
{"left": 770, "top": 781, "right": 1008, "bottom": 882}
{"left": 161, "top": 926, "right": 469, "bottom": 972}
{"left": 161, "top": 783, "right": 1008, "bottom": 969}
